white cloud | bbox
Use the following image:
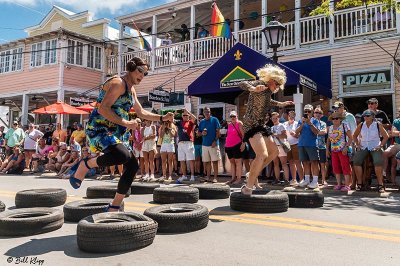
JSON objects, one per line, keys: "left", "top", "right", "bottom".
{"left": 0, "top": 0, "right": 169, "bottom": 14}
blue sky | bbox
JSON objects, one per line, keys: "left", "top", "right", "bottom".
{"left": 0, "top": 0, "right": 170, "bottom": 44}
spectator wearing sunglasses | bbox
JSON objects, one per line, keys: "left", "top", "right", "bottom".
{"left": 353, "top": 109, "right": 388, "bottom": 192}
{"left": 367, "top": 98, "right": 391, "bottom": 130}
{"left": 313, "top": 107, "right": 328, "bottom": 187}
{"left": 332, "top": 101, "right": 357, "bottom": 135}
{"left": 295, "top": 104, "right": 321, "bottom": 189}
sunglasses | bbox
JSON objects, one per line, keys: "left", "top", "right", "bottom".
{"left": 304, "top": 110, "right": 312, "bottom": 113}
{"left": 314, "top": 112, "right": 322, "bottom": 114}
{"left": 364, "top": 115, "right": 371, "bottom": 117}
{"left": 182, "top": 114, "right": 188, "bottom": 117}
{"left": 368, "top": 102, "right": 376, "bottom": 105}
{"left": 137, "top": 66, "right": 148, "bottom": 76}
{"left": 332, "top": 117, "right": 341, "bottom": 120}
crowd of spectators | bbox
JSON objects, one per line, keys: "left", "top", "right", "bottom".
{"left": 0, "top": 97, "right": 398, "bottom": 193}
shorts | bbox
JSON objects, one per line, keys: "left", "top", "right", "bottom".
{"left": 353, "top": 148, "right": 383, "bottom": 166}
{"left": 142, "top": 140, "right": 156, "bottom": 152}
{"left": 385, "top": 144, "right": 400, "bottom": 157}
{"left": 160, "top": 143, "right": 175, "bottom": 153}
{"left": 194, "top": 145, "right": 202, "bottom": 158}
{"left": 202, "top": 145, "right": 221, "bottom": 162}
{"left": 287, "top": 144, "right": 299, "bottom": 161}
{"left": 331, "top": 151, "right": 351, "bottom": 175}
{"left": 277, "top": 146, "right": 287, "bottom": 157}
{"left": 225, "top": 142, "right": 243, "bottom": 160}
{"left": 243, "top": 125, "right": 273, "bottom": 142}
{"left": 298, "top": 146, "right": 319, "bottom": 162}
{"left": 318, "top": 149, "right": 327, "bottom": 163}
{"left": 243, "top": 143, "right": 255, "bottom": 160}
{"left": 133, "top": 148, "right": 143, "bottom": 158}
{"left": 178, "top": 141, "right": 195, "bottom": 161}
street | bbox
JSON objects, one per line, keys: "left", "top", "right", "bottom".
{"left": 1, "top": 173, "right": 400, "bottom": 266}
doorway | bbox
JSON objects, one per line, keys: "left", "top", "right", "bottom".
{"left": 343, "top": 95, "right": 393, "bottom": 122}
{"left": 198, "top": 107, "right": 224, "bottom": 122}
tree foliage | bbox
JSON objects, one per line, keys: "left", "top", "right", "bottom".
{"left": 309, "top": 0, "right": 400, "bottom": 16}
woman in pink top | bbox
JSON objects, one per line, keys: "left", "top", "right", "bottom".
{"left": 224, "top": 111, "right": 246, "bottom": 185}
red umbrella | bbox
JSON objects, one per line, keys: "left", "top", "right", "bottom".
{"left": 76, "top": 101, "right": 97, "bottom": 112}
{"left": 32, "top": 101, "right": 89, "bottom": 115}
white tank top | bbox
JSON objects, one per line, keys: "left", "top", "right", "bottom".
{"left": 144, "top": 126, "right": 154, "bottom": 137}
{"left": 360, "top": 121, "right": 380, "bottom": 151}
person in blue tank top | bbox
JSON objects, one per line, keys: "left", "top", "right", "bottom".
{"left": 67, "top": 57, "right": 174, "bottom": 212}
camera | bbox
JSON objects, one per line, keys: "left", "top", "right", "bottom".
{"left": 303, "top": 114, "right": 308, "bottom": 119}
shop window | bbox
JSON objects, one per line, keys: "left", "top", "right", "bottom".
{"left": 164, "top": 92, "right": 184, "bottom": 107}
{"left": 138, "top": 95, "right": 152, "bottom": 109}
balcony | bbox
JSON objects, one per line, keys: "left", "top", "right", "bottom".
{"left": 108, "top": 4, "right": 398, "bottom": 75}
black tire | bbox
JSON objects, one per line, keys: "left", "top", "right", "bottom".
{"left": 77, "top": 212, "right": 158, "bottom": 253}
{"left": 191, "top": 184, "right": 231, "bottom": 199}
{"left": 144, "top": 203, "right": 209, "bottom": 233}
{"left": 131, "top": 182, "right": 160, "bottom": 194}
{"left": 0, "top": 208, "right": 64, "bottom": 236}
{"left": 0, "top": 201, "right": 5, "bottom": 212}
{"left": 15, "top": 188, "right": 67, "bottom": 208}
{"left": 230, "top": 190, "right": 289, "bottom": 213}
{"left": 153, "top": 186, "right": 199, "bottom": 204}
{"left": 285, "top": 191, "right": 324, "bottom": 208}
{"left": 86, "top": 186, "right": 131, "bottom": 199}
{"left": 64, "top": 199, "right": 125, "bottom": 222}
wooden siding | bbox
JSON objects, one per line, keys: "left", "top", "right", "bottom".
{"left": 0, "top": 43, "right": 59, "bottom": 95}
{"left": 63, "top": 66, "right": 103, "bottom": 89}
{"left": 29, "top": 13, "right": 105, "bottom": 40}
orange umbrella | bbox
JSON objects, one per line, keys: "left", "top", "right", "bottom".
{"left": 32, "top": 101, "right": 89, "bottom": 115}
{"left": 76, "top": 101, "right": 97, "bottom": 112}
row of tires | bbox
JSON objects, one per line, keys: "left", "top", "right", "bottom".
{"left": 0, "top": 202, "right": 209, "bottom": 253}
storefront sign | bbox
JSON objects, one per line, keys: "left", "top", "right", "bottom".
{"left": 343, "top": 70, "right": 391, "bottom": 92}
{"left": 70, "top": 97, "right": 92, "bottom": 107}
{"left": 148, "top": 90, "right": 170, "bottom": 103}
{"left": 220, "top": 66, "right": 256, "bottom": 88}
{"left": 299, "top": 75, "right": 317, "bottom": 91}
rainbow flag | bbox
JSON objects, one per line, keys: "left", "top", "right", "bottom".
{"left": 210, "top": 2, "right": 232, "bottom": 39}
{"left": 132, "top": 22, "right": 152, "bottom": 52}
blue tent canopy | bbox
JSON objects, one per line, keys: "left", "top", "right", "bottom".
{"left": 188, "top": 42, "right": 331, "bottom": 104}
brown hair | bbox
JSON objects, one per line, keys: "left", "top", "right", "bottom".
{"left": 126, "top": 57, "right": 150, "bottom": 72}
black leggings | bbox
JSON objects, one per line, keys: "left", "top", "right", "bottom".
{"left": 97, "top": 144, "right": 139, "bottom": 195}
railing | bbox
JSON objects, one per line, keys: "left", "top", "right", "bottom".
{"left": 108, "top": 4, "right": 398, "bottom": 74}
{"left": 334, "top": 4, "right": 396, "bottom": 39}
{"left": 300, "top": 15, "right": 330, "bottom": 44}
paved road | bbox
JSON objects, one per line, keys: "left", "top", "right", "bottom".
{"left": 1, "top": 173, "right": 400, "bottom": 266}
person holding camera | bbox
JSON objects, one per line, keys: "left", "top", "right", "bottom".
{"left": 295, "top": 104, "right": 321, "bottom": 189}
{"left": 352, "top": 109, "right": 388, "bottom": 192}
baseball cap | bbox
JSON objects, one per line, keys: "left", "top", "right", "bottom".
{"left": 332, "top": 101, "right": 344, "bottom": 108}
{"left": 367, "top": 98, "right": 378, "bottom": 104}
{"left": 355, "top": 113, "right": 362, "bottom": 118}
{"left": 229, "top": 111, "right": 237, "bottom": 117}
{"left": 13, "top": 121, "right": 18, "bottom": 125}
{"left": 362, "top": 109, "right": 375, "bottom": 117}
{"left": 304, "top": 104, "right": 313, "bottom": 110}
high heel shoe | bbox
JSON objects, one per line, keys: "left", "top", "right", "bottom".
{"left": 69, "top": 158, "right": 91, "bottom": 189}
{"left": 104, "top": 203, "right": 123, "bottom": 212}
{"left": 240, "top": 185, "right": 253, "bottom": 195}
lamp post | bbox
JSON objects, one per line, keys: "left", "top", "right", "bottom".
{"left": 261, "top": 17, "right": 287, "bottom": 63}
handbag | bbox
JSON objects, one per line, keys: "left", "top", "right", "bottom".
{"left": 276, "top": 137, "right": 291, "bottom": 153}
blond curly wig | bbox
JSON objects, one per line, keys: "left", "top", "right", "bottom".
{"left": 256, "top": 64, "right": 287, "bottom": 91}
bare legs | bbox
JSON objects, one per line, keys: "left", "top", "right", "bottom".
{"left": 244, "top": 134, "right": 278, "bottom": 194}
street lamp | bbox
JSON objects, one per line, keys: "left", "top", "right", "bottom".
{"left": 261, "top": 16, "right": 287, "bottom": 63}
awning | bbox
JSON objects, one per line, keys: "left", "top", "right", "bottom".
{"left": 284, "top": 56, "right": 332, "bottom": 98}
{"left": 188, "top": 42, "right": 331, "bottom": 104}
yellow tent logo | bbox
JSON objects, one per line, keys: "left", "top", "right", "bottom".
{"left": 220, "top": 66, "right": 256, "bottom": 88}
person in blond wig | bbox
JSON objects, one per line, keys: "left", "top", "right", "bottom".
{"left": 238, "top": 64, "right": 293, "bottom": 195}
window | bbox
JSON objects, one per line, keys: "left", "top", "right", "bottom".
{"left": 164, "top": 92, "right": 184, "bottom": 107}
{"left": 138, "top": 95, "right": 152, "bottom": 109}
{"left": 76, "top": 42, "right": 83, "bottom": 65}
{"left": 30, "top": 43, "right": 42, "bottom": 67}
{"left": 67, "top": 40, "right": 75, "bottom": 64}
{"left": 44, "top": 40, "right": 57, "bottom": 64}
{"left": 86, "top": 45, "right": 102, "bottom": 70}
{"left": 30, "top": 39, "right": 57, "bottom": 67}
{"left": 95, "top": 47, "right": 101, "bottom": 69}
{"left": 0, "top": 47, "right": 23, "bottom": 74}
